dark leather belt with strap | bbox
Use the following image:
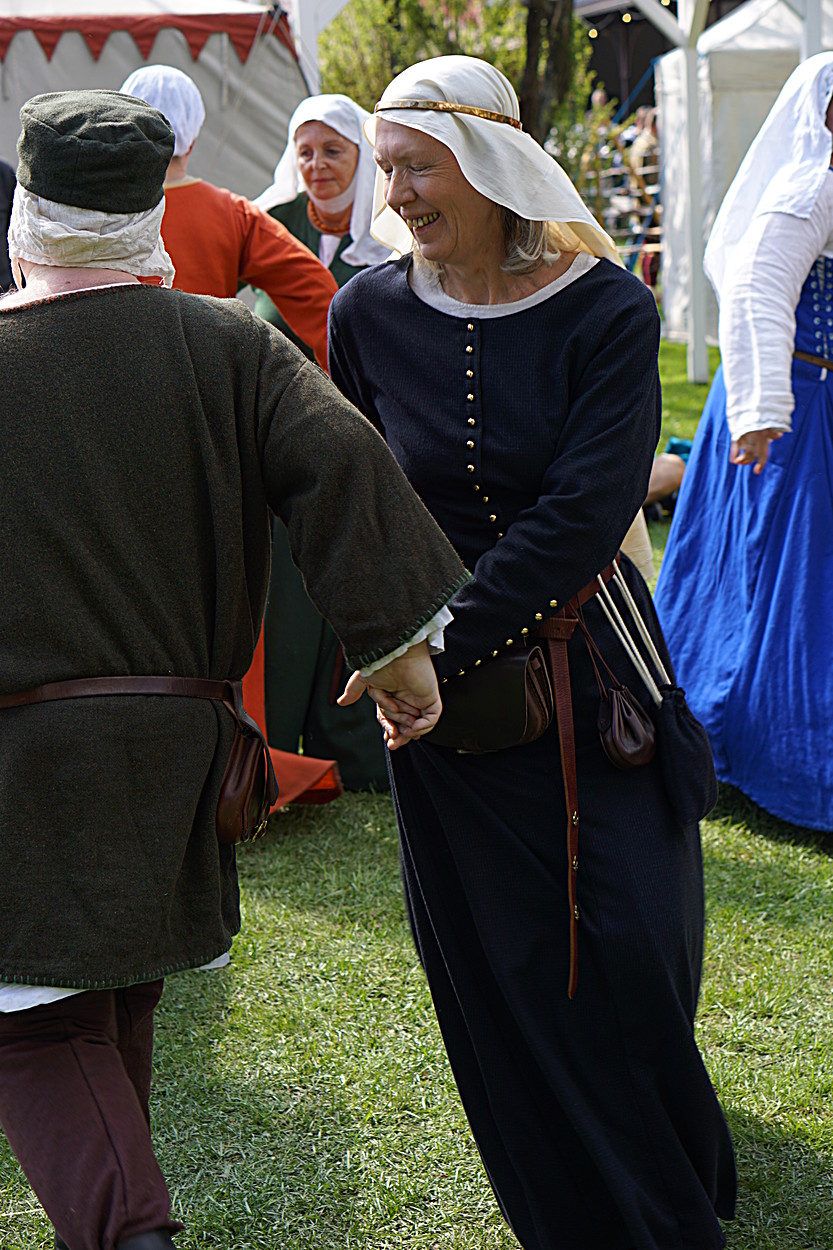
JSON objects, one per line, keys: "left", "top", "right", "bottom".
{"left": 0, "top": 675, "right": 243, "bottom": 717}
{"left": 537, "top": 557, "right": 619, "bottom": 999}
{"left": 793, "top": 350, "right": 833, "bottom": 370}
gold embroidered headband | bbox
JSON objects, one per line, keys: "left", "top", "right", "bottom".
{"left": 374, "top": 99, "right": 523, "bottom": 131}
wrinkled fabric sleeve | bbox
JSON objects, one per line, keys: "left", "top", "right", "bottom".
{"left": 330, "top": 281, "right": 660, "bottom": 678}
{"left": 253, "top": 336, "right": 468, "bottom": 670}
{"left": 718, "top": 173, "right": 833, "bottom": 440}
{"left": 235, "top": 194, "right": 338, "bottom": 370}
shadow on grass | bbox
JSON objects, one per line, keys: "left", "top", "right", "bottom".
{"left": 237, "top": 792, "right": 411, "bottom": 941}
{"left": 724, "top": 1107, "right": 833, "bottom": 1250}
{"left": 153, "top": 966, "right": 366, "bottom": 1248}
{"left": 712, "top": 784, "right": 833, "bottom": 859}
{"left": 153, "top": 972, "right": 833, "bottom": 1250}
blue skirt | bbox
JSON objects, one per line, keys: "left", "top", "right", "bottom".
{"left": 655, "top": 358, "right": 833, "bottom": 830}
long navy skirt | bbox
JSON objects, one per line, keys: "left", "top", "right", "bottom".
{"left": 388, "top": 577, "right": 736, "bottom": 1250}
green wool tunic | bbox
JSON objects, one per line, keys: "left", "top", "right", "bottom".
{"left": 0, "top": 284, "right": 467, "bottom": 990}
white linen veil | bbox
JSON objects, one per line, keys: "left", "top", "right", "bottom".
{"left": 704, "top": 51, "right": 833, "bottom": 302}
{"left": 254, "top": 95, "right": 388, "bottom": 267}
{"left": 366, "top": 56, "right": 621, "bottom": 266}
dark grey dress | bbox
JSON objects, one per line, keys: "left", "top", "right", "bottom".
{"left": 329, "top": 255, "right": 736, "bottom": 1250}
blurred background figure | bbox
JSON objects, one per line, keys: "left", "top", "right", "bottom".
{"left": 627, "top": 107, "right": 660, "bottom": 290}
{"left": 252, "top": 96, "right": 393, "bottom": 791}
{"left": 119, "top": 65, "right": 337, "bottom": 368}
{"left": 656, "top": 52, "right": 833, "bottom": 832}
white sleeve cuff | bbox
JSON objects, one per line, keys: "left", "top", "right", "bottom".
{"left": 359, "top": 605, "right": 453, "bottom": 677}
{"left": 727, "top": 412, "right": 793, "bottom": 441}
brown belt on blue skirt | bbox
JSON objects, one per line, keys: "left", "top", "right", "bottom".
{"left": 793, "top": 350, "right": 833, "bottom": 370}
{"left": 537, "top": 555, "right": 619, "bottom": 1000}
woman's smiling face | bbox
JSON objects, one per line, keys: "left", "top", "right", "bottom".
{"left": 373, "top": 119, "right": 503, "bottom": 269}
{"left": 295, "top": 120, "right": 359, "bottom": 201}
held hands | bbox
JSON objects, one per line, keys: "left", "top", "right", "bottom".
{"left": 730, "top": 428, "right": 784, "bottom": 474}
{"left": 337, "top": 640, "right": 442, "bottom": 751}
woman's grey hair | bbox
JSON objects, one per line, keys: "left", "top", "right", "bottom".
{"left": 414, "top": 207, "right": 562, "bottom": 277}
{"left": 499, "top": 209, "right": 563, "bottom": 273}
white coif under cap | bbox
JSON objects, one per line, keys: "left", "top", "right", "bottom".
{"left": 367, "top": 55, "right": 621, "bottom": 266}
{"left": 120, "top": 65, "right": 205, "bottom": 159}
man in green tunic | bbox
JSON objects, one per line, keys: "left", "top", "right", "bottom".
{"left": 0, "top": 91, "right": 467, "bottom": 1250}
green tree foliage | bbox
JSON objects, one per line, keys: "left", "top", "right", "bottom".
{"left": 318, "top": 2, "right": 609, "bottom": 162}
{"left": 318, "top": 1, "right": 552, "bottom": 123}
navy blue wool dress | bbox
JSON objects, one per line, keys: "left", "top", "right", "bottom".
{"left": 655, "top": 257, "right": 833, "bottom": 831}
{"left": 329, "top": 255, "right": 736, "bottom": 1250}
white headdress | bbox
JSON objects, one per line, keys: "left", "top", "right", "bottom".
{"left": 704, "top": 51, "right": 833, "bottom": 301}
{"left": 119, "top": 65, "right": 205, "bottom": 158}
{"left": 254, "top": 94, "right": 388, "bottom": 267}
{"left": 366, "top": 55, "right": 621, "bottom": 266}
{"left": 8, "top": 185, "right": 174, "bottom": 288}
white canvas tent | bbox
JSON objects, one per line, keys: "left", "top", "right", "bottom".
{"left": 0, "top": 1, "right": 309, "bottom": 200}
{"left": 657, "top": 0, "right": 833, "bottom": 344}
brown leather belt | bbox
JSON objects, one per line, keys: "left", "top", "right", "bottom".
{"left": 537, "top": 556, "right": 618, "bottom": 999}
{"left": 793, "top": 350, "right": 833, "bottom": 370}
{"left": 0, "top": 675, "right": 242, "bottom": 715}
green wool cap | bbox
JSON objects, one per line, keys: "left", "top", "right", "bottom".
{"left": 16, "top": 90, "right": 174, "bottom": 214}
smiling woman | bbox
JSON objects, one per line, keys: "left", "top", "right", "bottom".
{"left": 327, "top": 53, "right": 737, "bottom": 1250}
{"left": 374, "top": 121, "right": 577, "bottom": 302}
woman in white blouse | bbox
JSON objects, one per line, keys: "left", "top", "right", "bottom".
{"left": 655, "top": 52, "right": 833, "bottom": 830}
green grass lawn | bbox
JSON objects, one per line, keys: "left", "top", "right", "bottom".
{"left": 2, "top": 345, "right": 832, "bottom": 1249}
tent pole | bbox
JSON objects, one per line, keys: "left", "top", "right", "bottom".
{"left": 288, "top": 0, "right": 355, "bottom": 96}
{"left": 682, "top": 45, "right": 709, "bottom": 383}
{"left": 677, "top": 0, "right": 710, "bottom": 382}
{"left": 801, "top": 0, "right": 823, "bottom": 59}
{"left": 289, "top": 1, "right": 320, "bottom": 93}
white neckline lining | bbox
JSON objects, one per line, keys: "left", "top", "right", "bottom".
{"left": 408, "top": 251, "right": 599, "bottom": 317}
